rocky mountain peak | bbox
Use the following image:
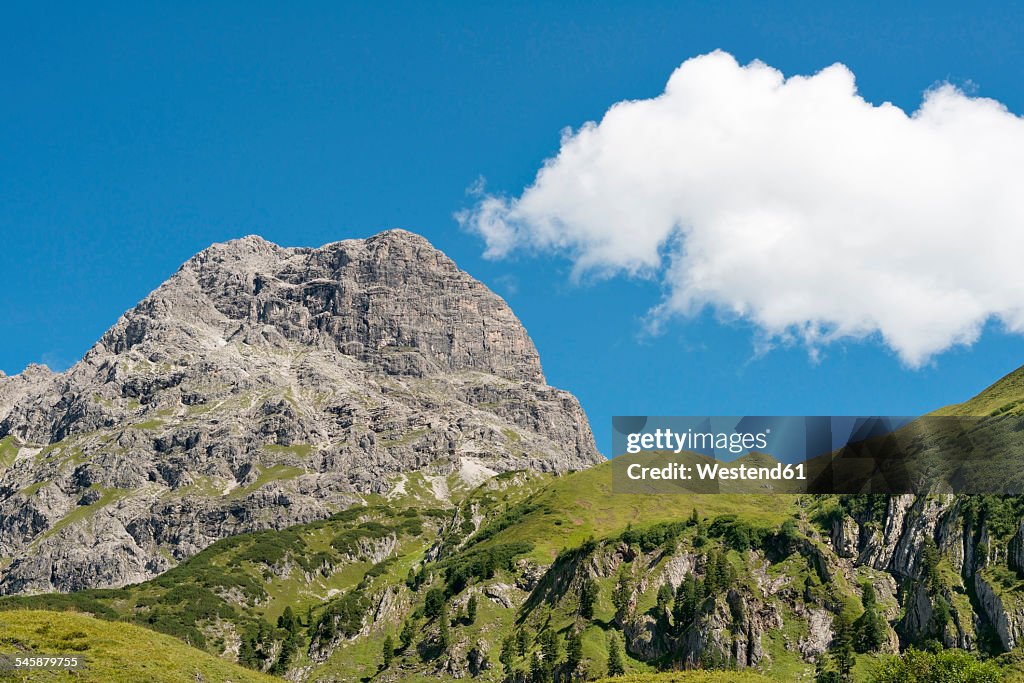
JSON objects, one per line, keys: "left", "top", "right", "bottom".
{"left": 94, "top": 229, "right": 543, "bottom": 385}
{"left": 0, "top": 230, "right": 600, "bottom": 594}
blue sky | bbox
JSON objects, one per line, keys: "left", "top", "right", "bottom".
{"left": 3, "top": 2, "right": 1024, "bottom": 455}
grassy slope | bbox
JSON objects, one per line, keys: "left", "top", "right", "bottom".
{"left": 6, "top": 355, "right": 1024, "bottom": 681}
{"left": 0, "top": 609, "right": 278, "bottom": 682}
{"left": 933, "top": 365, "right": 1024, "bottom": 417}
{"left": 306, "top": 464, "right": 806, "bottom": 682}
{"left": 467, "top": 462, "right": 798, "bottom": 565}
{"left": 0, "top": 463, "right": 806, "bottom": 681}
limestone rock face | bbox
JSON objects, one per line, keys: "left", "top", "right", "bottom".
{"left": 0, "top": 230, "right": 602, "bottom": 594}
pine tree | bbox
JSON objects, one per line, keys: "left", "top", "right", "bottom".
{"left": 500, "top": 636, "right": 516, "bottom": 677}
{"left": 580, "top": 578, "right": 599, "bottom": 619}
{"left": 271, "top": 606, "right": 302, "bottom": 675}
{"left": 607, "top": 632, "right": 625, "bottom": 677}
{"left": 467, "top": 594, "right": 478, "bottom": 625}
{"left": 611, "top": 567, "right": 633, "bottom": 620}
{"left": 278, "top": 606, "right": 297, "bottom": 634}
{"left": 438, "top": 604, "right": 451, "bottom": 652}
{"left": 673, "top": 576, "right": 687, "bottom": 628}
{"left": 540, "top": 627, "right": 560, "bottom": 664}
{"left": 694, "top": 529, "right": 707, "bottom": 547}
{"left": 689, "top": 507, "right": 699, "bottom": 526}
{"left": 424, "top": 587, "right": 446, "bottom": 619}
{"left": 673, "top": 573, "right": 702, "bottom": 630}
{"left": 724, "top": 556, "right": 737, "bottom": 586}
{"left": 400, "top": 619, "right": 416, "bottom": 651}
{"left": 814, "top": 653, "right": 839, "bottom": 683}
{"left": 854, "top": 582, "right": 887, "bottom": 653}
{"left": 530, "top": 652, "right": 547, "bottom": 683}
{"left": 566, "top": 630, "right": 584, "bottom": 671}
{"left": 382, "top": 633, "right": 395, "bottom": 669}
{"left": 516, "top": 627, "right": 530, "bottom": 656}
{"left": 831, "top": 609, "right": 856, "bottom": 683}
{"left": 704, "top": 552, "right": 721, "bottom": 592}
{"left": 930, "top": 594, "right": 952, "bottom": 639}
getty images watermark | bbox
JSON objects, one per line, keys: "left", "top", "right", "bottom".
{"left": 611, "top": 415, "right": 1024, "bottom": 495}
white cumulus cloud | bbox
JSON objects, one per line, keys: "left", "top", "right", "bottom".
{"left": 458, "top": 50, "right": 1024, "bottom": 366}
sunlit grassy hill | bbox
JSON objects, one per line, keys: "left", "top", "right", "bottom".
{"left": 0, "top": 464, "right": 807, "bottom": 681}
{"left": 933, "top": 365, "right": 1024, "bottom": 417}
{"left": 0, "top": 609, "right": 279, "bottom": 682}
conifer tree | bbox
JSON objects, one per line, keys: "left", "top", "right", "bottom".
{"left": 612, "top": 567, "right": 633, "bottom": 620}
{"left": 516, "top": 627, "right": 531, "bottom": 657}
{"left": 540, "top": 627, "right": 560, "bottom": 664}
{"left": 831, "top": 609, "right": 856, "bottom": 683}
{"left": 278, "top": 606, "right": 297, "bottom": 634}
{"left": 438, "top": 604, "right": 451, "bottom": 652}
{"left": 854, "top": 582, "right": 887, "bottom": 653}
{"left": 500, "top": 636, "right": 515, "bottom": 677}
{"left": 580, "top": 578, "right": 599, "bottom": 619}
{"left": 567, "top": 630, "right": 584, "bottom": 671}
{"left": 382, "top": 633, "right": 395, "bottom": 669}
{"left": 607, "top": 632, "right": 625, "bottom": 677}
{"left": 530, "top": 652, "right": 549, "bottom": 683}
{"left": 400, "top": 619, "right": 415, "bottom": 651}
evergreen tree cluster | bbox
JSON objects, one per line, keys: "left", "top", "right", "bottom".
{"left": 499, "top": 625, "right": 590, "bottom": 683}
{"left": 853, "top": 582, "right": 888, "bottom": 654}
{"left": 670, "top": 550, "right": 736, "bottom": 633}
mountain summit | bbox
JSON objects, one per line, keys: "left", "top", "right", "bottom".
{"left": 0, "top": 230, "right": 601, "bottom": 594}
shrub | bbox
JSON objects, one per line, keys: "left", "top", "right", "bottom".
{"left": 442, "top": 542, "right": 532, "bottom": 594}
{"left": 708, "top": 515, "right": 773, "bottom": 552}
{"left": 620, "top": 521, "right": 689, "bottom": 552}
{"left": 317, "top": 590, "right": 370, "bottom": 641}
{"left": 870, "top": 648, "right": 1001, "bottom": 682}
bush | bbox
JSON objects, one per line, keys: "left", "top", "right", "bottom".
{"left": 365, "top": 558, "right": 395, "bottom": 579}
{"left": 870, "top": 648, "right": 1001, "bottom": 682}
{"left": 708, "top": 515, "right": 773, "bottom": 552}
{"left": 331, "top": 521, "right": 393, "bottom": 555}
{"left": 235, "top": 530, "right": 306, "bottom": 566}
{"left": 442, "top": 542, "right": 532, "bottom": 594}
{"left": 620, "top": 521, "right": 689, "bottom": 552}
{"left": 317, "top": 590, "right": 371, "bottom": 641}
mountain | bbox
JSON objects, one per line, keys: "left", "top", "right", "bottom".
{"left": 0, "top": 230, "right": 601, "bottom": 595}
{"left": 5, "top": 233, "right": 1024, "bottom": 682}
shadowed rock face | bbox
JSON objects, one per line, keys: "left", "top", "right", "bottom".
{"left": 0, "top": 230, "right": 602, "bottom": 594}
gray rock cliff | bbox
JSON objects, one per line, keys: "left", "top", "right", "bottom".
{"left": 0, "top": 230, "right": 602, "bottom": 594}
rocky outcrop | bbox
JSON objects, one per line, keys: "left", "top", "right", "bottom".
{"left": 975, "top": 573, "right": 1024, "bottom": 651}
{"left": 0, "top": 230, "right": 602, "bottom": 594}
{"left": 831, "top": 516, "right": 858, "bottom": 558}
{"left": 1008, "top": 522, "right": 1024, "bottom": 574}
{"left": 822, "top": 493, "right": 1024, "bottom": 657}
